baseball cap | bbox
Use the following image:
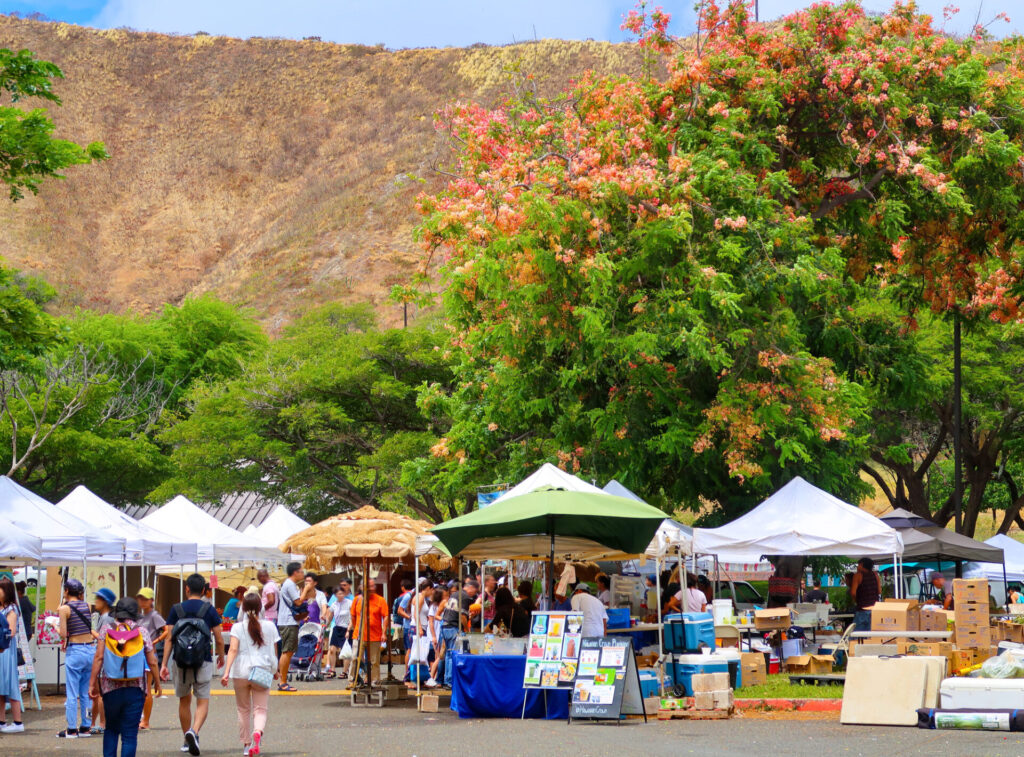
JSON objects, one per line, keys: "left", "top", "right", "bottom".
{"left": 113, "top": 597, "right": 140, "bottom": 621}
{"left": 94, "top": 587, "right": 117, "bottom": 606}
{"left": 574, "top": 582, "right": 592, "bottom": 593}
{"left": 135, "top": 587, "right": 155, "bottom": 600}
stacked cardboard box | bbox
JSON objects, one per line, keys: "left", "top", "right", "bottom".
{"left": 691, "top": 672, "right": 732, "bottom": 711}
{"left": 786, "top": 654, "right": 834, "bottom": 675}
{"left": 953, "top": 579, "right": 990, "bottom": 649}
{"left": 740, "top": 653, "right": 767, "bottom": 687}
{"left": 870, "top": 599, "right": 921, "bottom": 631}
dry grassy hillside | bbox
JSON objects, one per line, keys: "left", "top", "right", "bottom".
{"left": 0, "top": 16, "right": 644, "bottom": 329}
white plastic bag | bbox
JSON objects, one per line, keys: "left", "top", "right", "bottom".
{"left": 979, "top": 654, "right": 1024, "bottom": 679}
{"left": 339, "top": 639, "right": 353, "bottom": 661}
{"left": 408, "top": 635, "right": 431, "bottom": 664}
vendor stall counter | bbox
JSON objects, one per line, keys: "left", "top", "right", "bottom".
{"left": 450, "top": 652, "right": 569, "bottom": 719}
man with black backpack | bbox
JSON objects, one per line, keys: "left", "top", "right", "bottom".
{"left": 160, "top": 573, "right": 224, "bottom": 756}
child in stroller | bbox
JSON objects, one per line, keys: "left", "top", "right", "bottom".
{"left": 288, "top": 621, "right": 325, "bottom": 682}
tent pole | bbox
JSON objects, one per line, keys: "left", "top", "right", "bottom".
{"left": 1004, "top": 559, "right": 1010, "bottom": 612}
{"left": 415, "top": 556, "right": 420, "bottom": 703}
{"left": 548, "top": 518, "right": 555, "bottom": 605}
{"left": 179, "top": 564, "right": 184, "bottom": 602}
{"left": 363, "top": 558, "right": 371, "bottom": 688}
{"left": 655, "top": 555, "right": 662, "bottom": 652}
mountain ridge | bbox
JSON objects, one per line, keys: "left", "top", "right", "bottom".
{"left": 0, "top": 16, "right": 645, "bottom": 330}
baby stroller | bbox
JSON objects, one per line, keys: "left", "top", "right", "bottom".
{"left": 289, "top": 622, "right": 325, "bottom": 682}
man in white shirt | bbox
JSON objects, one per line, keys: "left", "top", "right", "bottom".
{"left": 570, "top": 583, "right": 608, "bottom": 638}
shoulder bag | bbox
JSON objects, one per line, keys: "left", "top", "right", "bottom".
{"left": 244, "top": 626, "right": 274, "bottom": 690}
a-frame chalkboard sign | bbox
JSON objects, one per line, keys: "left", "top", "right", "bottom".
{"left": 569, "top": 637, "right": 647, "bottom": 724}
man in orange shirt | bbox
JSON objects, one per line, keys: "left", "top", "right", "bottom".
{"left": 347, "top": 577, "right": 390, "bottom": 686}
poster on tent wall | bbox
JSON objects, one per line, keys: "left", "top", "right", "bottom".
{"left": 523, "top": 612, "right": 584, "bottom": 689}
{"left": 477, "top": 484, "right": 509, "bottom": 509}
{"left": 67, "top": 565, "right": 121, "bottom": 601}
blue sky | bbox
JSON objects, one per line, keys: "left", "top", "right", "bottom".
{"left": 1, "top": 1, "right": 1019, "bottom": 46}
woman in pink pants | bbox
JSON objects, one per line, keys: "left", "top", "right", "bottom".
{"left": 222, "top": 594, "right": 280, "bottom": 756}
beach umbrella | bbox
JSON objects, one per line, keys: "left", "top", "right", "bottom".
{"left": 430, "top": 487, "right": 667, "bottom": 601}
{"left": 879, "top": 507, "right": 937, "bottom": 530}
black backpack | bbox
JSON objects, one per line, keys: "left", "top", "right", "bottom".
{"left": 170, "top": 603, "right": 213, "bottom": 671}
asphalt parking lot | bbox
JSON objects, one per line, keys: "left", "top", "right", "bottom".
{"left": 5, "top": 686, "right": 1024, "bottom": 757}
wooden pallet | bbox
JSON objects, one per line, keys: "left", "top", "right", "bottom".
{"left": 657, "top": 707, "right": 735, "bottom": 720}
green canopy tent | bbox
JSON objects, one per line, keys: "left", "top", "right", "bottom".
{"left": 430, "top": 487, "right": 668, "bottom": 601}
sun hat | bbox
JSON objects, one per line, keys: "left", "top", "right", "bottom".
{"left": 95, "top": 587, "right": 117, "bottom": 606}
{"left": 113, "top": 597, "right": 140, "bottom": 621}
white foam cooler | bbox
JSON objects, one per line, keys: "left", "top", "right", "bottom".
{"left": 940, "top": 677, "right": 1024, "bottom": 709}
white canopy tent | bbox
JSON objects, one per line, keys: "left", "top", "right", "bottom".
{"left": 0, "top": 476, "right": 125, "bottom": 563}
{"left": 243, "top": 505, "right": 310, "bottom": 545}
{"left": 966, "top": 534, "right": 1024, "bottom": 583}
{"left": 492, "top": 462, "right": 606, "bottom": 503}
{"left": 693, "top": 477, "right": 904, "bottom": 561}
{"left": 140, "top": 495, "right": 287, "bottom": 566}
{"left": 0, "top": 518, "right": 43, "bottom": 562}
{"left": 56, "top": 486, "right": 198, "bottom": 565}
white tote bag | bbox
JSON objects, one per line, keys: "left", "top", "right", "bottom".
{"left": 408, "top": 635, "right": 431, "bottom": 665}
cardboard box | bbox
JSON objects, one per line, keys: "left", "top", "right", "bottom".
{"left": 754, "top": 607, "right": 792, "bottom": 631}
{"left": 953, "top": 579, "right": 988, "bottom": 605}
{"left": 740, "top": 653, "right": 767, "bottom": 687}
{"left": 955, "top": 605, "right": 989, "bottom": 627}
{"left": 919, "top": 609, "right": 950, "bottom": 632}
{"left": 713, "top": 689, "right": 734, "bottom": 709}
{"left": 643, "top": 696, "right": 660, "bottom": 716}
{"left": 419, "top": 694, "right": 439, "bottom": 713}
{"left": 636, "top": 654, "right": 659, "bottom": 669}
{"left": 850, "top": 642, "right": 899, "bottom": 657}
{"left": 659, "top": 697, "right": 688, "bottom": 710}
{"left": 692, "top": 672, "right": 731, "bottom": 693}
{"left": 958, "top": 626, "right": 992, "bottom": 649}
{"left": 786, "top": 654, "right": 834, "bottom": 675}
{"left": 870, "top": 599, "right": 920, "bottom": 632}
{"left": 899, "top": 641, "right": 953, "bottom": 659}
{"left": 694, "top": 691, "right": 716, "bottom": 710}
{"left": 1005, "top": 623, "right": 1024, "bottom": 644}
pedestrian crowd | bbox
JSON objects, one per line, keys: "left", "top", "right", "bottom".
{"left": 0, "top": 565, "right": 609, "bottom": 757}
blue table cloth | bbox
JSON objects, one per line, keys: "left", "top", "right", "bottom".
{"left": 449, "top": 653, "right": 569, "bottom": 719}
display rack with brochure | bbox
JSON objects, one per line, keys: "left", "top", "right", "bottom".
{"left": 570, "top": 637, "right": 647, "bottom": 723}
{"left": 523, "top": 611, "right": 585, "bottom": 691}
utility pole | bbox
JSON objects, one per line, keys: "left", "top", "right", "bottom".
{"left": 953, "top": 312, "right": 963, "bottom": 535}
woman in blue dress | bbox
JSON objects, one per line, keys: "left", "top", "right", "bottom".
{"left": 0, "top": 576, "right": 24, "bottom": 733}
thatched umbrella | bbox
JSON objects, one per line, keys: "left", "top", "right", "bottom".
{"left": 280, "top": 506, "right": 450, "bottom": 693}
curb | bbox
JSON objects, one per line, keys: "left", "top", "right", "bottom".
{"left": 735, "top": 698, "right": 841, "bottom": 712}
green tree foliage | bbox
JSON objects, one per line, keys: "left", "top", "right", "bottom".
{"left": 155, "top": 304, "right": 453, "bottom": 522}
{"left": 1, "top": 297, "right": 266, "bottom": 504}
{"left": 405, "top": 2, "right": 1024, "bottom": 523}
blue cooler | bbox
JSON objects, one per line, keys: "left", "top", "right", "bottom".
{"left": 638, "top": 669, "right": 660, "bottom": 698}
{"left": 664, "top": 612, "right": 716, "bottom": 653}
{"left": 665, "top": 654, "right": 729, "bottom": 696}
{"left": 606, "top": 607, "right": 631, "bottom": 630}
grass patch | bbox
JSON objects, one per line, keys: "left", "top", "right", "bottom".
{"left": 738, "top": 673, "right": 843, "bottom": 699}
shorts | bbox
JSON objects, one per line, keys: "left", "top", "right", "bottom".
{"left": 172, "top": 660, "right": 214, "bottom": 699}
{"left": 329, "top": 626, "right": 348, "bottom": 649}
{"left": 280, "top": 624, "right": 299, "bottom": 654}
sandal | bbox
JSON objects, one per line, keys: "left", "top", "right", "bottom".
{"left": 277, "top": 684, "right": 297, "bottom": 692}
{"left": 324, "top": 670, "right": 337, "bottom": 679}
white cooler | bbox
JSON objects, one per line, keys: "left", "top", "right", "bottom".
{"left": 940, "top": 677, "right": 1024, "bottom": 709}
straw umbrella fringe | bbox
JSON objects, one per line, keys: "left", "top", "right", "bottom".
{"left": 280, "top": 505, "right": 451, "bottom": 571}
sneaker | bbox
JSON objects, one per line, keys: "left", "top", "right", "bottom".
{"left": 251, "top": 730, "right": 262, "bottom": 756}
{"left": 425, "top": 677, "right": 439, "bottom": 687}
{"left": 243, "top": 747, "right": 251, "bottom": 757}
{"left": 185, "top": 728, "right": 201, "bottom": 756}
{"left": 57, "top": 729, "right": 78, "bottom": 739}
{"left": 79, "top": 726, "right": 94, "bottom": 737}
{"left": 181, "top": 742, "right": 190, "bottom": 752}
{"left": 0, "top": 723, "right": 25, "bottom": 733}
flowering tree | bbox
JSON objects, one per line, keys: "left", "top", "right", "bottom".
{"left": 408, "top": 1, "right": 1024, "bottom": 518}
